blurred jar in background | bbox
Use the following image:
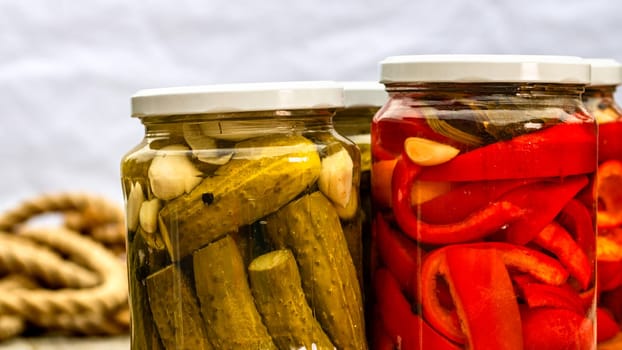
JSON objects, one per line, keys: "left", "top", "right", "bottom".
{"left": 583, "top": 58, "right": 622, "bottom": 344}
{"left": 333, "top": 81, "right": 387, "bottom": 296}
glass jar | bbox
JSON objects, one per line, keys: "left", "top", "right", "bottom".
{"left": 583, "top": 59, "right": 622, "bottom": 344}
{"left": 371, "top": 55, "right": 596, "bottom": 349}
{"left": 121, "top": 82, "right": 367, "bottom": 350}
{"left": 333, "top": 82, "right": 387, "bottom": 303}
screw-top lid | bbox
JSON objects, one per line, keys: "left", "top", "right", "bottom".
{"left": 380, "top": 55, "right": 590, "bottom": 84}
{"left": 131, "top": 81, "right": 344, "bottom": 117}
{"left": 341, "top": 82, "right": 388, "bottom": 108}
{"left": 584, "top": 58, "right": 622, "bottom": 86}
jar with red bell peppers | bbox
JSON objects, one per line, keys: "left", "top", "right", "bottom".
{"left": 371, "top": 55, "right": 597, "bottom": 350}
{"left": 583, "top": 59, "right": 622, "bottom": 346}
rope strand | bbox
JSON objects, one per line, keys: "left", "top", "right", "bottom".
{"left": 0, "top": 233, "right": 99, "bottom": 289}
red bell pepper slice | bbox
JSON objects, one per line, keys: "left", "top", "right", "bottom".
{"left": 597, "top": 229, "right": 622, "bottom": 292}
{"left": 599, "top": 121, "right": 622, "bottom": 163}
{"left": 375, "top": 213, "right": 423, "bottom": 298}
{"left": 371, "top": 306, "right": 397, "bottom": 350}
{"left": 372, "top": 142, "right": 397, "bottom": 161}
{"left": 419, "top": 179, "right": 532, "bottom": 224}
{"left": 597, "top": 160, "right": 622, "bottom": 229}
{"left": 502, "top": 176, "right": 588, "bottom": 245}
{"left": 521, "top": 307, "right": 594, "bottom": 350}
{"left": 392, "top": 156, "right": 524, "bottom": 244}
{"left": 418, "top": 122, "right": 596, "bottom": 181}
{"left": 597, "top": 307, "right": 620, "bottom": 343}
{"left": 374, "top": 268, "right": 461, "bottom": 350}
{"left": 464, "top": 242, "right": 569, "bottom": 285}
{"left": 601, "top": 285, "right": 622, "bottom": 325}
{"left": 420, "top": 243, "right": 569, "bottom": 344}
{"left": 557, "top": 199, "right": 596, "bottom": 261}
{"left": 534, "top": 222, "right": 593, "bottom": 290}
{"left": 419, "top": 248, "right": 465, "bottom": 343}
{"left": 371, "top": 159, "right": 398, "bottom": 208}
{"left": 514, "top": 280, "right": 585, "bottom": 315}
{"left": 443, "top": 247, "right": 523, "bottom": 350}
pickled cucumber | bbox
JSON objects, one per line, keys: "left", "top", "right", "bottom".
{"left": 127, "top": 232, "right": 165, "bottom": 350}
{"left": 341, "top": 213, "right": 364, "bottom": 293}
{"left": 193, "top": 235, "right": 276, "bottom": 350}
{"left": 248, "top": 249, "right": 335, "bottom": 350}
{"left": 265, "top": 192, "right": 367, "bottom": 350}
{"left": 309, "top": 134, "right": 364, "bottom": 294}
{"left": 357, "top": 141, "right": 371, "bottom": 173}
{"left": 146, "top": 264, "right": 212, "bottom": 350}
{"left": 159, "top": 134, "right": 321, "bottom": 261}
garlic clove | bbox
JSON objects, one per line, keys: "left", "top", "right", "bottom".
{"left": 334, "top": 186, "right": 359, "bottom": 220}
{"left": 318, "top": 148, "right": 353, "bottom": 208}
{"left": 183, "top": 123, "right": 218, "bottom": 150}
{"left": 148, "top": 145, "right": 203, "bottom": 200}
{"left": 183, "top": 123, "right": 234, "bottom": 165}
{"left": 404, "top": 137, "right": 460, "bottom": 166}
{"left": 126, "top": 182, "right": 145, "bottom": 232}
{"left": 139, "top": 198, "right": 161, "bottom": 234}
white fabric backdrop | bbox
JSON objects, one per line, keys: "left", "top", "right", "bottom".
{"left": 1, "top": 0, "right": 621, "bottom": 212}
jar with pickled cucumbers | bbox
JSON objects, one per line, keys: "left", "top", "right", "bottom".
{"left": 583, "top": 59, "right": 622, "bottom": 345}
{"left": 371, "top": 55, "right": 597, "bottom": 350}
{"left": 121, "top": 82, "right": 367, "bottom": 350}
{"left": 333, "top": 82, "right": 388, "bottom": 298}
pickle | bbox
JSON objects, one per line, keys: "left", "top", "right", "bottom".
{"left": 229, "top": 221, "right": 274, "bottom": 268}
{"left": 341, "top": 213, "right": 364, "bottom": 293}
{"left": 146, "top": 264, "right": 211, "bottom": 350}
{"left": 159, "top": 134, "right": 321, "bottom": 261}
{"left": 229, "top": 229, "right": 253, "bottom": 269}
{"left": 265, "top": 192, "right": 367, "bottom": 350}
{"left": 193, "top": 235, "right": 276, "bottom": 350}
{"left": 357, "top": 141, "right": 371, "bottom": 173}
{"left": 248, "top": 250, "right": 335, "bottom": 350}
{"left": 127, "top": 233, "right": 165, "bottom": 350}
{"left": 132, "top": 227, "right": 170, "bottom": 278}
{"left": 310, "top": 133, "right": 363, "bottom": 292}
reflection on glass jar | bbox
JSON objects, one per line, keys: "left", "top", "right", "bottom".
{"left": 371, "top": 55, "right": 596, "bottom": 350}
{"left": 333, "top": 81, "right": 387, "bottom": 322}
{"left": 121, "top": 82, "right": 367, "bottom": 350}
{"left": 583, "top": 58, "right": 622, "bottom": 344}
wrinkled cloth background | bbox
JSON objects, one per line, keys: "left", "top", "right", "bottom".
{"left": 1, "top": 0, "right": 621, "bottom": 212}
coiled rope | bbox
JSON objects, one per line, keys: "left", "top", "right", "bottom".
{"left": 0, "top": 193, "right": 129, "bottom": 340}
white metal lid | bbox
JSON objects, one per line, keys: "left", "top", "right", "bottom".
{"left": 584, "top": 58, "right": 622, "bottom": 86}
{"left": 380, "top": 55, "right": 590, "bottom": 84}
{"left": 131, "top": 81, "right": 344, "bottom": 117}
{"left": 341, "top": 82, "right": 388, "bottom": 108}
